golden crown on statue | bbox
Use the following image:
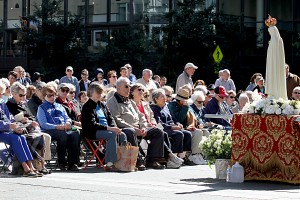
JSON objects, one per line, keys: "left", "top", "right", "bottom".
{"left": 265, "top": 15, "right": 277, "bottom": 27}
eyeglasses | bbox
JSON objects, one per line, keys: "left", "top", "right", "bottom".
{"left": 18, "top": 94, "right": 26, "bottom": 97}
{"left": 6, "top": 86, "right": 10, "bottom": 90}
{"left": 229, "top": 96, "right": 236, "bottom": 99}
{"left": 293, "top": 92, "right": 300, "bottom": 95}
{"left": 144, "top": 95, "right": 150, "bottom": 98}
{"left": 61, "top": 88, "right": 70, "bottom": 93}
{"left": 138, "top": 88, "right": 144, "bottom": 92}
{"left": 197, "top": 101, "right": 204, "bottom": 104}
{"left": 124, "top": 85, "right": 131, "bottom": 89}
{"left": 46, "top": 94, "right": 55, "bottom": 98}
{"left": 69, "top": 91, "right": 75, "bottom": 94}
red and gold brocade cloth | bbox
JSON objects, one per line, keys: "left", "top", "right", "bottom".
{"left": 231, "top": 114, "right": 300, "bottom": 184}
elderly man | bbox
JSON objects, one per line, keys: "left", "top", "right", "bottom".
{"left": 286, "top": 64, "right": 300, "bottom": 99}
{"left": 106, "top": 77, "right": 166, "bottom": 170}
{"left": 204, "top": 86, "right": 232, "bottom": 128}
{"left": 232, "top": 93, "right": 249, "bottom": 113}
{"left": 13, "top": 66, "right": 31, "bottom": 86}
{"left": 124, "top": 64, "right": 137, "bottom": 84}
{"left": 136, "top": 69, "right": 157, "bottom": 92}
{"left": 292, "top": 86, "right": 300, "bottom": 100}
{"left": 215, "top": 69, "right": 236, "bottom": 92}
{"left": 59, "top": 66, "right": 80, "bottom": 100}
{"left": 176, "top": 63, "right": 198, "bottom": 93}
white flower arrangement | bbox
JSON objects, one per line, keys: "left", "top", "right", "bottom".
{"left": 200, "top": 129, "right": 232, "bottom": 167}
{"left": 242, "top": 96, "right": 300, "bottom": 115}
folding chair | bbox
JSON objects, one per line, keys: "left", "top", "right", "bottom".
{"left": 83, "top": 137, "right": 106, "bottom": 169}
{"left": 0, "top": 142, "right": 14, "bottom": 173}
{"left": 45, "top": 141, "right": 58, "bottom": 170}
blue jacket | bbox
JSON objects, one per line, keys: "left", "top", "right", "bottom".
{"left": 37, "top": 100, "right": 72, "bottom": 130}
{"left": 204, "top": 97, "right": 232, "bottom": 127}
{"left": 150, "top": 104, "right": 177, "bottom": 130}
{"left": 0, "top": 103, "right": 15, "bottom": 132}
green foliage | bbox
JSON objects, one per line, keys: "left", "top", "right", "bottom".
{"left": 18, "top": 0, "right": 85, "bottom": 80}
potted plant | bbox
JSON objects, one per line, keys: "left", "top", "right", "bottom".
{"left": 200, "top": 129, "right": 232, "bottom": 179}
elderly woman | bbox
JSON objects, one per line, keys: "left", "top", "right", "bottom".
{"left": 150, "top": 89, "right": 193, "bottom": 164}
{"left": 56, "top": 83, "right": 81, "bottom": 128}
{"left": 168, "top": 87, "right": 207, "bottom": 165}
{"left": 194, "top": 85, "right": 212, "bottom": 106}
{"left": 37, "top": 84, "right": 81, "bottom": 171}
{"left": 292, "top": 86, "right": 300, "bottom": 100}
{"left": 81, "top": 82, "right": 127, "bottom": 171}
{"left": 161, "top": 86, "right": 174, "bottom": 103}
{"left": 130, "top": 84, "right": 183, "bottom": 169}
{"left": 0, "top": 78, "right": 11, "bottom": 103}
{"left": 5, "top": 82, "right": 50, "bottom": 175}
{"left": 225, "top": 90, "right": 237, "bottom": 111}
{"left": 0, "top": 82, "right": 41, "bottom": 177}
{"left": 66, "top": 83, "right": 82, "bottom": 121}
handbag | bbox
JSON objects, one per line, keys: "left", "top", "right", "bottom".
{"left": 114, "top": 142, "right": 139, "bottom": 172}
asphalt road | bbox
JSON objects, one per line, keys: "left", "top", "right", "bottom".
{"left": 1, "top": 164, "right": 299, "bottom": 200}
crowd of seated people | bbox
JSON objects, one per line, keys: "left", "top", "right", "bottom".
{"left": 1, "top": 62, "right": 299, "bottom": 177}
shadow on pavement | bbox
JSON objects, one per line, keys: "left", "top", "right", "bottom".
{"left": 173, "top": 178, "right": 300, "bottom": 194}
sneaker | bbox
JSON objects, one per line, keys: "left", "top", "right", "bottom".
{"left": 167, "top": 160, "right": 181, "bottom": 169}
{"left": 169, "top": 155, "right": 184, "bottom": 165}
{"left": 188, "top": 154, "right": 207, "bottom": 165}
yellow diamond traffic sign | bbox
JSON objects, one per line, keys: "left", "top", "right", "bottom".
{"left": 212, "top": 45, "right": 223, "bottom": 65}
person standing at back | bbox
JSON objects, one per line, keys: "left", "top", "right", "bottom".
{"left": 176, "top": 63, "right": 198, "bottom": 93}
{"left": 78, "top": 69, "right": 91, "bottom": 92}
{"left": 215, "top": 69, "right": 236, "bottom": 92}
{"left": 286, "top": 64, "right": 300, "bottom": 99}
{"left": 59, "top": 66, "right": 80, "bottom": 100}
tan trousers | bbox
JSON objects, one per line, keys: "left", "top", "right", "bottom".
{"left": 41, "top": 133, "right": 51, "bottom": 161}
{"left": 191, "top": 129, "right": 203, "bottom": 154}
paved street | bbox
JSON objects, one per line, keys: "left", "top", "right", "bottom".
{"left": 1, "top": 165, "right": 299, "bottom": 200}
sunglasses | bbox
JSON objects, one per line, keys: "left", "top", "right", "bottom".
{"left": 197, "top": 101, "right": 204, "bottom": 104}
{"left": 61, "top": 88, "right": 70, "bottom": 93}
{"left": 111, "top": 75, "right": 118, "bottom": 78}
{"left": 229, "top": 96, "right": 236, "bottom": 99}
{"left": 138, "top": 88, "right": 144, "bottom": 92}
{"left": 166, "top": 95, "right": 172, "bottom": 98}
{"left": 69, "top": 91, "right": 75, "bottom": 94}
{"left": 124, "top": 85, "right": 131, "bottom": 88}
{"left": 293, "top": 92, "right": 300, "bottom": 95}
{"left": 46, "top": 93, "right": 56, "bottom": 98}
{"left": 144, "top": 95, "right": 150, "bottom": 98}
{"left": 18, "top": 94, "right": 26, "bottom": 97}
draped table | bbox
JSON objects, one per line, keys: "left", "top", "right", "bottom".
{"left": 231, "top": 113, "right": 300, "bottom": 184}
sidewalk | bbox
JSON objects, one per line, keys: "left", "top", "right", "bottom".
{"left": 0, "top": 165, "right": 299, "bottom": 200}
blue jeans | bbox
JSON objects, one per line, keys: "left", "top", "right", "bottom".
{"left": 0, "top": 132, "right": 33, "bottom": 164}
{"left": 95, "top": 130, "right": 127, "bottom": 163}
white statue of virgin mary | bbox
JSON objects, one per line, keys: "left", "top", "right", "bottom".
{"left": 265, "top": 15, "right": 287, "bottom": 100}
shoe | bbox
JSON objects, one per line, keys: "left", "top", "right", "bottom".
{"left": 34, "top": 170, "right": 44, "bottom": 177}
{"left": 105, "top": 165, "right": 121, "bottom": 172}
{"left": 169, "top": 155, "right": 184, "bottom": 165}
{"left": 67, "top": 164, "right": 79, "bottom": 171}
{"left": 183, "top": 158, "right": 197, "bottom": 166}
{"left": 188, "top": 154, "right": 207, "bottom": 165}
{"left": 136, "top": 159, "right": 146, "bottom": 171}
{"left": 145, "top": 161, "right": 166, "bottom": 170}
{"left": 166, "top": 160, "right": 181, "bottom": 169}
{"left": 39, "top": 168, "right": 50, "bottom": 175}
{"left": 23, "top": 171, "right": 38, "bottom": 178}
{"left": 58, "top": 164, "right": 67, "bottom": 171}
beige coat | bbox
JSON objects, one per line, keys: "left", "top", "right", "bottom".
{"left": 106, "top": 95, "right": 147, "bottom": 129}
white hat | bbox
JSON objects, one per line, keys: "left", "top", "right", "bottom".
{"left": 66, "top": 66, "right": 73, "bottom": 71}
{"left": 184, "top": 62, "right": 198, "bottom": 69}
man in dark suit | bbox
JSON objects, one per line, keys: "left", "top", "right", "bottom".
{"left": 79, "top": 69, "right": 91, "bottom": 92}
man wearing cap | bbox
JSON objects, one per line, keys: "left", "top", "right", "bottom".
{"left": 252, "top": 76, "right": 265, "bottom": 94}
{"left": 78, "top": 69, "right": 91, "bottom": 92}
{"left": 59, "top": 66, "right": 80, "bottom": 100}
{"left": 176, "top": 63, "right": 198, "bottom": 93}
{"left": 27, "top": 81, "right": 47, "bottom": 117}
{"left": 204, "top": 86, "right": 232, "bottom": 127}
{"left": 168, "top": 87, "right": 207, "bottom": 165}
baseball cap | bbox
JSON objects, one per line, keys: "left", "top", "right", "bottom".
{"left": 214, "top": 86, "right": 228, "bottom": 97}
{"left": 58, "top": 83, "right": 70, "bottom": 89}
{"left": 207, "top": 84, "right": 216, "bottom": 91}
{"left": 95, "top": 68, "right": 104, "bottom": 75}
{"left": 66, "top": 66, "right": 73, "bottom": 71}
{"left": 184, "top": 62, "right": 198, "bottom": 70}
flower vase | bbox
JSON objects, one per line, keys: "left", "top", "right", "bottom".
{"left": 215, "top": 159, "right": 230, "bottom": 179}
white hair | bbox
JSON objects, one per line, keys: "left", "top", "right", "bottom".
{"left": 194, "top": 85, "right": 208, "bottom": 95}
{"left": 191, "top": 91, "right": 205, "bottom": 102}
{"left": 10, "top": 81, "right": 26, "bottom": 94}
{"left": 67, "top": 83, "right": 75, "bottom": 91}
{"left": 142, "top": 69, "right": 153, "bottom": 77}
{"left": 293, "top": 86, "right": 300, "bottom": 92}
{"left": 0, "top": 78, "right": 10, "bottom": 87}
{"left": 116, "top": 77, "right": 130, "bottom": 88}
{"left": 47, "top": 81, "right": 58, "bottom": 91}
{"left": 239, "top": 93, "right": 249, "bottom": 101}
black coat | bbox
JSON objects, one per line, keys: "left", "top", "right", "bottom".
{"left": 81, "top": 98, "right": 117, "bottom": 140}
{"left": 79, "top": 79, "right": 91, "bottom": 92}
